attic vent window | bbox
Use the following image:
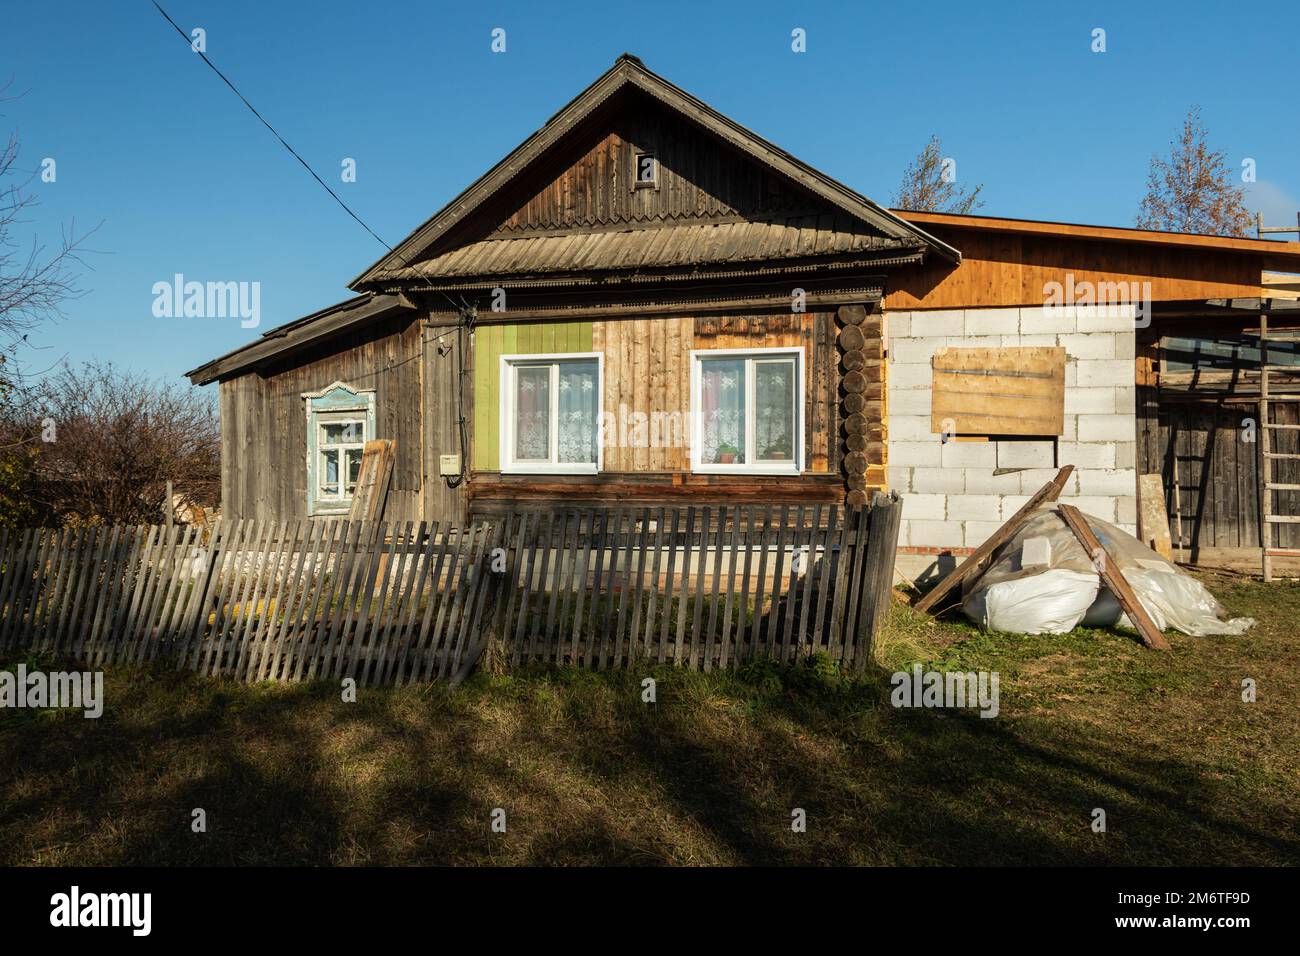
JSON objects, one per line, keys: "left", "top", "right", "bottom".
{"left": 634, "top": 152, "right": 658, "bottom": 188}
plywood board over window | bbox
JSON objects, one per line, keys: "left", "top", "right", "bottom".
{"left": 931, "top": 346, "right": 1065, "bottom": 436}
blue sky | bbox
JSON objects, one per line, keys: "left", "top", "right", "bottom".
{"left": 4, "top": 0, "right": 1299, "bottom": 385}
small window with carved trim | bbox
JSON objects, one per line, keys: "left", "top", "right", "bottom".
{"left": 634, "top": 152, "right": 658, "bottom": 188}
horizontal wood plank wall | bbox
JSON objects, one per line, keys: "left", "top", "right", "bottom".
{"left": 884, "top": 226, "right": 1268, "bottom": 310}
{"left": 218, "top": 315, "right": 424, "bottom": 523}
{"left": 472, "top": 319, "right": 595, "bottom": 471}
{"left": 469, "top": 475, "right": 844, "bottom": 514}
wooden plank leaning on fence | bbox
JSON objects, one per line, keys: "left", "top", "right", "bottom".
{"left": 914, "top": 464, "right": 1075, "bottom": 616}
{"left": 858, "top": 492, "right": 904, "bottom": 666}
{"left": 1057, "top": 504, "right": 1171, "bottom": 651}
{"left": 347, "top": 440, "right": 396, "bottom": 523}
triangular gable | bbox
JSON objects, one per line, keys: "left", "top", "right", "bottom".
{"left": 349, "top": 54, "right": 958, "bottom": 289}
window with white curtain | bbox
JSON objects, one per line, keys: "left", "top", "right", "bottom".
{"left": 500, "top": 353, "right": 602, "bottom": 473}
{"left": 690, "top": 347, "right": 803, "bottom": 475}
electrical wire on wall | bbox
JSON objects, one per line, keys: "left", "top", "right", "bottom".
{"left": 440, "top": 304, "right": 475, "bottom": 489}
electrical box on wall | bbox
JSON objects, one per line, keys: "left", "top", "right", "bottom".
{"left": 438, "top": 454, "right": 461, "bottom": 477}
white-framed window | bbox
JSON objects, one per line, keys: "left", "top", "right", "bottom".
{"left": 302, "top": 381, "right": 376, "bottom": 515}
{"left": 690, "top": 347, "right": 803, "bottom": 475}
{"left": 499, "top": 352, "right": 603, "bottom": 474}
{"left": 315, "top": 417, "right": 366, "bottom": 504}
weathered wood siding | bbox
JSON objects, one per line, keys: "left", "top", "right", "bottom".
{"left": 1139, "top": 398, "right": 1300, "bottom": 551}
{"left": 468, "top": 308, "right": 855, "bottom": 514}
{"left": 595, "top": 316, "right": 693, "bottom": 472}
{"left": 423, "top": 322, "right": 468, "bottom": 527}
{"left": 219, "top": 315, "right": 426, "bottom": 522}
{"left": 483, "top": 95, "right": 823, "bottom": 237}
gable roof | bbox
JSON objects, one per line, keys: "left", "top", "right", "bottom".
{"left": 350, "top": 53, "right": 959, "bottom": 290}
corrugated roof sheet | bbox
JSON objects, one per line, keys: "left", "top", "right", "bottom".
{"left": 372, "top": 215, "right": 913, "bottom": 282}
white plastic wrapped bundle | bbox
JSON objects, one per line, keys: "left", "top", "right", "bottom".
{"left": 961, "top": 507, "right": 1255, "bottom": 637}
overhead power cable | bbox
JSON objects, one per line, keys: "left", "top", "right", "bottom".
{"left": 150, "top": 1, "right": 476, "bottom": 486}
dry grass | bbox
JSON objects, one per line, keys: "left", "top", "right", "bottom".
{"left": 1, "top": 572, "right": 1297, "bottom": 865}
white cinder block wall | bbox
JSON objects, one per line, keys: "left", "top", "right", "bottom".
{"left": 886, "top": 305, "right": 1139, "bottom": 560}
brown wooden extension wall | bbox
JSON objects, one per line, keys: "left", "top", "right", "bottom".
{"left": 885, "top": 225, "right": 1267, "bottom": 310}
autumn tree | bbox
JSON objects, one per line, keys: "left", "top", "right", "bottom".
{"left": 891, "top": 135, "right": 984, "bottom": 213}
{"left": 1136, "top": 106, "right": 1253, "bottom": 237}
{"left": 0, "top": 361, "right": 219, "bottom": 525}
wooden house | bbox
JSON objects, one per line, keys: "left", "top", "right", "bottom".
{"left": 187, "top": 54, "right": 1300, "bottom": 572}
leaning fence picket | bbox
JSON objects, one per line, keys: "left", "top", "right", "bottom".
{"left": 85, "top": 526, "right": 125, "bottom": 662}
{"left": 39, "top": 527, "right": 73, "bottom": 651}
{"left": 859, "top": 492, "right": 903, "bottom": 666}
{"left": 0, "top": 497, "right": 904, "bottom": 683}
{"left": 439, "top": 522, "right": 483, "bottom": 679}
{"left": 370, "top": 521, "right": 419, "bottom": 687}
{"left": 434, "top": 522, "right": 475, "bottom": 676}
{"left": 58, "top": 527, "right": 95, "bottom": 655}
{"left": 0, "top": 529, "right": 22, "bottom": 650}
{"left": 260, "top": 519, "right": 316, "bottom": 682}
{"left": 813, "top": 506, "right": 838, "bottom": 656}
{"left": 0, "top": 528, "right": 32, "bottom": 651}
{"left": 642, "top": 507, "right": 666, "bottom": 662}
{"left": 843, "top": 504, "right": 873, "bottom": 668}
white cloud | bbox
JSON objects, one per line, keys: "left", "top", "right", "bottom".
{"left": 1244, "top": 179, "right": 1299, "bottom": 229}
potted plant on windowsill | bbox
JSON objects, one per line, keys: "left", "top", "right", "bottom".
{"left": 717, "top": 442, "right": 739, "bottom": 465}
{"left": 761, "top": 444, "right": 788, "bottom": 461}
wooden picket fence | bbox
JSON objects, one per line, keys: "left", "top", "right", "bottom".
{"left": 0, "top": 494, "right": 902, "bottom": 684}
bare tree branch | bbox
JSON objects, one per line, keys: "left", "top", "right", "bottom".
{"left": 0, "top": 85, "right": 100, "bottom": 356}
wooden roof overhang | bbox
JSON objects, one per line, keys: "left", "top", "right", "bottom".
{"left": 377, "top": 240, "right": 908, "bottom": 322}
{"left": 367, "top": 216, "right": 916, "bottom": 285}
{"left": 184, "top": 293, "right": 415, "bottom": 386}
{"left": 894, "top": 210, "right": 1300, "bottom": 272}
{"left": 1149, "top": 299, "right": 1300, "bottom": 403}
{"left": 1147, "top": 296, "right": 1300, "bottom": 322}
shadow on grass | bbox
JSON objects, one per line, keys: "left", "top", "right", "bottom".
{"left": 1, "top": 654, "right": 1297, "bottom": 865}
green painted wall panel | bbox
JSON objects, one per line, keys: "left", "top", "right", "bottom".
{"left": 474, "top": 319, "right": 594, "bottom": 471}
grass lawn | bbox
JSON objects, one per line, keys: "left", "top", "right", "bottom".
{"left": 2, "top": 571, "right": 1297, "bottom": 866}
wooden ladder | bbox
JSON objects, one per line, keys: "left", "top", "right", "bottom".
{"left": 1255, "top": 214, "right": 1300, "bottom": 581}
{"left": 1257, "top": 308, "right": 1300, "bottom": 580}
